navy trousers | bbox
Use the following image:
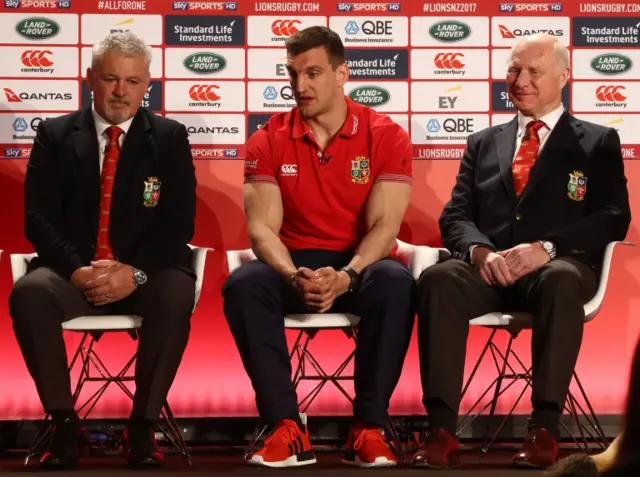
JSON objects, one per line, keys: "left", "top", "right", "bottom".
{"left": 222, "top": 250, "right": 415, "bottom": 427}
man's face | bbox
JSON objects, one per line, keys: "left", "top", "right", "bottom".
{"left": 87, "top": 52, "right": 150, "bottom": 125}
{"left": 506, "top": 42, "right": 569, "bottom": 118}
{"left": 286, "top": 46, "right": 348, "bottom": 119}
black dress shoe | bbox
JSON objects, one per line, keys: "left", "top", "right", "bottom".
{"left": 123, "top": 418, "right": 164, "bottom": 468}
{"left": 40, "top": 417, "right": 81, "bottom": 470}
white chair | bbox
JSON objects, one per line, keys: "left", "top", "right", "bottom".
{"left": 11, "top": 245, "right": 209, "bottom": 466}
{"left": 226, "top": 240, "right": 441, "bottom": 462}
{"left": 450, "top": 241, "right": 634, "bottom": 454}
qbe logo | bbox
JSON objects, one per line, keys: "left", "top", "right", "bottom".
{"left": 330, "top": 16, "right": 408, "bottom": 46}
{"left": 498, "top": 3, "right": 563, "bottom": 13}
{"left": 410, "top": 114, "right": 490, "bottom": 144}
{"left": 4, "top": 0, "right": 71, "bottom": 8}
{"left": 172, "top": 1, "right": 237, "bottom": 10}
{"left": 336, "top": 2, "right": 401, "bottom": 12}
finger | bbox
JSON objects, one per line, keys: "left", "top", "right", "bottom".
{"left": 90, "top": 260, "right": 117, "bottom": 268}
{"left": 87, "top": 294, "right": 110, "bottom": 304}
{"left": 495, "top": 259, "right": 514, "bottom": 285}
{"left": 489, "top": 261, "right": 510, "bottom": 287}
{"left": 479, "top": 268, "right": 494, "bottom": 287}
{"left": 314, "top": 267, "right": 334, "bottom": 277}
{"left": 84, "top": 285, "right": 110, "bottom": 297}
{"left": 84, "top": 273, "right": 109, "bottom": 289}
{"left": 304, "top": 291, "right": 334, "bottom": 304}
{"left": 310, "top": 298, "right": 335, "bottom": 313}
{"left": 298, "top": 278, "right": 322, "bottom": 294}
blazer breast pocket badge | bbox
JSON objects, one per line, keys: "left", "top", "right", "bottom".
{"left": 567, "top": 170, "right": 587, "bottom": 201}
{"left": 143, "top": 177, "right": 161, "bottom": 207}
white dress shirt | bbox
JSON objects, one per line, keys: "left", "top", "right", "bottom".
{"left": 91, "top": 105, "right": 134, "bottom": 172}
{"left": 512, "top": 103, "right": 565, "bottom": 162}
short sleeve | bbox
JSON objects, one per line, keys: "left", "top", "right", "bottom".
{"left": 373, "top": 120, "right": 412, "bottom": 185}
{"left": 244, "top": 127, "right": 277, "bottom": 185}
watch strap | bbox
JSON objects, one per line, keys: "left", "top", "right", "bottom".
{"left": 339, "top": 266, "right": 359, "bottom": 292}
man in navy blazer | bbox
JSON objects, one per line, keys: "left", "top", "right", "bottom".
{"left": 9, "top": 32, "right": 196, "bottom": 469}
{"left": 413, "top": 34, "right": 630, "bottom": 469}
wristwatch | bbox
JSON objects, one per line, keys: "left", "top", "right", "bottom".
{"left": 540, "top": 240, "right": 557, "bottom": 260}
{"left": 131, "top": 267, "right": 148, "bottom": 287}
{"left": 339, "top": 266, "right": 359, "bottom": 293}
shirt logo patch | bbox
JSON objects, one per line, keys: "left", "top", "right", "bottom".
{"left": 281, "top": 164, "right": 298, "bottom": 176}
{"left": 143, "top": 176, "right": 161, "bottom": 208}
{"left": 567, "top": 170, "right": 587, "bottom": 201}
{"left": 351, "top": 156, "right": 370, "bottom": 184}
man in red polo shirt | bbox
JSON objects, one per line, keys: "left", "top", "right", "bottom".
{"left": 222, "top": 26, "right": 414, "bottom": 468}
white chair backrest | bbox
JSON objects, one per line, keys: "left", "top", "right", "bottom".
{"left": 227, "top": 248, "right": 258, "bottom": 275}
{"left": 584, "top": 241, "right": 634, "bottom": 321}
{"left": 188, "top": 244, "right": 210, "bottom": 309}
{"left": 10, "top": 253, "right": 37, "bottom": 284}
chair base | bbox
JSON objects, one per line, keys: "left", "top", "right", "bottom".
{"left": 456, "top": 329, "right": 609, "bottom": 455}
{"left": 24, "top": 331, "right": 191, "bottom": 467}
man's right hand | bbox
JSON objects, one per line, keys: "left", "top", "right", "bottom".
{"left": 70, "top": 266, "right": 104, "bottom": 289}
{"left": 290, "top": 267, "right": 335, "bottom": 312}
{"left": 471, "top": 246, "right": 514, "bottom": 287}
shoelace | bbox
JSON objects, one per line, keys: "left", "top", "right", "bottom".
{"left": 352, "top": 428, "right": 387, "bottom": 451}
{"left": 263, "top": 422, "right": 299, "bottom": 448}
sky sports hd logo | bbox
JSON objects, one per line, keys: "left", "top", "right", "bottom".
{"left": 337, "top": 3, "right": 401, "bottom": 12}
{"left": 5, "top": 0, "right": 70, "bottom": 7}
{"left": 498, "top": 3, "right": 562, "bottom": 12}
{"left": 172, "top": 1, "right": 237, "bottom": 10}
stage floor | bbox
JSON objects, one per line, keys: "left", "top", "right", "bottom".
{"left": 0, "top": 450, "right": 554, "bottom": 476}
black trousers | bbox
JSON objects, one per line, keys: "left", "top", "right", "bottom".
{"left": 222, "top": 250, "right": 415, "bottom": 427}
{"left": 9, "top": 266, "right": 195, "bottom": 421}
{"left": 416, "top": 257, "right": 598, "bottom": 426}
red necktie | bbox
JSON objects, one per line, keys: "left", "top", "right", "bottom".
{"left": 95, "top": 125, "right": 123, "bottom": 260}
{"left": 512, "top": 120, "right": 545, "bottom": 197}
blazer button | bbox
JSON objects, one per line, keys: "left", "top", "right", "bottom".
{"left": 515, "top": 214, "right": 523, "bottom": 221}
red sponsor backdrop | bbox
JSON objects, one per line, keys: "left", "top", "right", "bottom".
{"left": 0, "top": 0, "right": 639, "bottom": 421}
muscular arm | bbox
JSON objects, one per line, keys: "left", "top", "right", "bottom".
{"left": 346, "top": 181, "right": 411, "bottom": 273}
{"left": 244, "top": 182, "right": 297, "bottom": 279}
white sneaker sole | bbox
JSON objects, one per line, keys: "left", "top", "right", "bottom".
{"left": 342, "top": 456, "right": 397, "bottom": 468}
{"left": 248, "top": 454, "right": 317, "bottom": 468}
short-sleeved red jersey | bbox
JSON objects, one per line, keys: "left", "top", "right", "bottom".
{"left": 244, "top": 97, "right": 412, "bottom": 252}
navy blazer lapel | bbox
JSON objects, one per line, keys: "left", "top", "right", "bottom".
{"left": 520, "top": 111, "right": 580, "bottom": 202}
{"left": 72, "top": 107, "right": 101, "bottom": 239}
{"left": 494, "top": 117, "right": 519, "bottom": 204}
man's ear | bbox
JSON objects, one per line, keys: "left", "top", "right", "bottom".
{"left": 336, "top": 63, "right": 349, "bottom": 88}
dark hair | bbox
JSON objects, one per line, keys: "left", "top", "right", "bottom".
{"left": 285, "top": 26, "right": 345, "bottom": 69}
{"left": 617, "top": 336, "right": 640, "bottom": 465}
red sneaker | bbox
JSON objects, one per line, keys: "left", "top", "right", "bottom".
{"left": 342, "top": 423, "right": 398, "bottom": 468}
{"left": 247, "top": 419, "right": 316, "bottom": 468}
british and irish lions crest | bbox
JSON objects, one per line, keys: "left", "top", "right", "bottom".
{"left": 143, "top": 177, "right": 161, "bottom": 207}
{"left": 567, "top": 170, "right": 587, "bottom": 201}
{"left": 351, "top": 156, "right": 370, "bottom": 184}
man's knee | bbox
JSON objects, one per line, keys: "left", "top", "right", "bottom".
{"left": 9, "top": 268, "right": 65, "bottom": 320}
{"left": 416, "top": 259, "right": 469, "bottom": 298}
{"left": 361, "top": 258, "right": 414, "bottom": 300}
{"left": 143, "top": 270, "right": 195, "bottom": 321}
{"left": 222, "top": 260, "right": 281, "bottom": 300}
{"left": 533, "top": 260, "right": 584, "bottom": 299}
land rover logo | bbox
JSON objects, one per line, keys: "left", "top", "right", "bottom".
{"left": 183, "top": 52, "right": 227, "bottom": 75}
{"left": 429, "top": 20, "right": 471, "bottom": 43}
{"left": 591, "top": 53, "right": 632, "bottom": 75}
{"left": 16, "top": 17, "right": 60, "bottom": 40}
{"left": 348, "top": 86, "right": 390, "bottom": 107}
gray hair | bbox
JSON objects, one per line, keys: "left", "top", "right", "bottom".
{"left": 508, "top": 34, "right": 570, "bottom": 73}
{"left": 91, "top": 32, "right": 152, "bottom": 73}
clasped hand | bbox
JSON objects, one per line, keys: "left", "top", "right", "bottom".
{"left": 291, "top": 267, "right": 351, "bottom": 313}
{"left": 70, "top": 260, "right": 136, "bottom": 306}
{"left": 474, "top": 243, "right": 550, "bottom": 287}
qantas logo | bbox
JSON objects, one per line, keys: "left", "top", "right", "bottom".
{"left": 4, "top": 88, "right": 21, "bottom": 102}
{"left": 498, "top": 25, "right": 516, "bottom": 38}
{"left": 498, "top": 24, "right": 564, "bottom": 39}
{"left": 271, "top": 19, "right": 302, "bottom": 37}
{"left": 595, "top": 85, "right": 627, "bottom": 102}
{"left": 189, "top": 85, "right": 221, "bottom": 101}
{"left": 21, "top": 50, "right": 54, "bottom": 68}
{"left": 434, "top": 53, "right": 465, "bottom": 69}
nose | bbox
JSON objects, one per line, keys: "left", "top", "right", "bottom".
{"left": 514, "top": 71, "right": 530, "bottom": 89}
{"left": 293, "top": 75, "right": 308, "bottom": 95}
{"left": 113, "top": 79, "right": 128, "bottom": 97}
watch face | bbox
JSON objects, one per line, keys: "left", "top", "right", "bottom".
{"left": 135, "top": 271, "right": 147, "bottom": 284}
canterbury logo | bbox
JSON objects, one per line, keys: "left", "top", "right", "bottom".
{"left": 4, "top": 88, "right": 21, "bottom": 102}
{"left": 21, "top": 50, "right": 53, "bottom": 67}
{"left": 498, "top": 25, "right": 516, "bottom": 38}
{"left": 596, "top": 85, "right": 626, "bottom": 102}
{"left": 434, "top": 53, "right": 465, "bottom": 69}
{"left": 272, "top": 19, "right": 302, "bottom": 36}
{"left": 280, "top": 164, "right": 298, "bottom": 174}
{"left": 189, "top": 85, "right": 221, "bottom": 101}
